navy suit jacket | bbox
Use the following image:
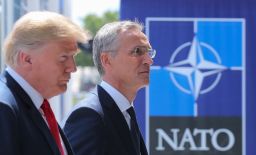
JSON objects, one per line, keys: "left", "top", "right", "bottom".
{"left": 63, "top": 85, "right": 148, "bottom": 155}
{"left": 0, "top": 71, "right": 74, "bottom": 155}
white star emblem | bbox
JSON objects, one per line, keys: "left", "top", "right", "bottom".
{"left": 165, "top": 36, "right": 226, "bottom": 100}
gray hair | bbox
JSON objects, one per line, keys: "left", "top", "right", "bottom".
{"left": 93, "top": 20, "right": 143, "bottom": 76}
{"left": 4, "top": 11, "right": 89, "bottom": 67}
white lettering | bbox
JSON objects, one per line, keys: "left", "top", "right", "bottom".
{"left": 211, "top": 128, "right": 235, "bottom": 151}
{"left": 156, "top": 128, "right": 179, "bottom": 150}
{"left": 155, "top": 128, "right": 235, "bottom": 151}
{"left": 193, "top": 128, "right": 213, "bottom": 150}
{"left": 178, "top": 128, "right": 197, "bottom": 150}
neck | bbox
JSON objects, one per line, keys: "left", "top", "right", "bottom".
{"left": 102, "top": 78, "right": 137, "bottom": 103}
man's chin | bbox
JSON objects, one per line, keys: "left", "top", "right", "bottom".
{"left": 59, "top": 84, "right": 67, "bottom": 92}
{"left": 138, "top": 79, "right": 150, "bottom": 87}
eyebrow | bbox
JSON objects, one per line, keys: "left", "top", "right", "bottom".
{"left": 133, "top": 45, "right": 151, "bottom": 49}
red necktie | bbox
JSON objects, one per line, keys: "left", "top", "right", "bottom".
{"left": 41, "top": 99, "right": 64, "bottom": 155}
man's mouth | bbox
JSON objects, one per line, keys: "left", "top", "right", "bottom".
{"left": 139, "top": 70, "right": 150, "bottom": 74}
{"left": 60, "top": 78, "right": 70, "bottom": 83}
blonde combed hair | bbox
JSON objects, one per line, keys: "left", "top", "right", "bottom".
{"left": 4, "top": 11, "right": 89, "bottom": 67}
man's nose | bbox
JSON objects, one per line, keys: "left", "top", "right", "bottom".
{"left": 143, "top": 54, "right": 154, "bottom": 65}
{"left": 66, "top": 58, "right": 77, "bottom": 73}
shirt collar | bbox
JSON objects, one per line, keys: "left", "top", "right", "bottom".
{"left": 6, "top": 66, "right": 44, "bottom": 109}
{"left": 100, "top": 80, "right": 132, "bottom": 113}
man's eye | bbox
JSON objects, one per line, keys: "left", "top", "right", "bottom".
{"left": 132, "top": 47, "right": 144, "bottom": 56}
{"left": 60, "top": 56, "right": 68, "bottom": 62}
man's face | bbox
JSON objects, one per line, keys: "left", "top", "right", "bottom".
{"left": 29, "top": 39, "right": 78, "bottom": 98}
{"left": 107, "top": 29, "right": 154, "bottom": 91}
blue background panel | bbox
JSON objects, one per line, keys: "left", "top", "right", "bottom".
{"left": 197, "top": 21, "right": 242, "bottom": 67}
{"left": 121, "top": 0, "right": 256, "bottom": 154}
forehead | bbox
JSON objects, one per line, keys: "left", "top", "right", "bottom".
{"left": 58, "top": 39, "right": 78, "bottom": 51}
{"left": 50, "top": 39, "right": 78, "bottom": 55}
{"left": 118, "top": 29, "right": 150, "bottom": 46}
{"left": 36, "top": 39, "right": 78, "bottom": 55}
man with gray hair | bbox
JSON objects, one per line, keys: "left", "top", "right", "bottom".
{"left": 0, "top": 11, "right": 88, "bottom": 155}
{"left": 63, "top": 20, "right": 156, "bottom": 155}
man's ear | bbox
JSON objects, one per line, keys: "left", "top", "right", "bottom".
{"left": 100, "top": 52, "right": 111, "bottom": 68}
{"left": 18, "top": 51, "right": 32, "bottom": 66}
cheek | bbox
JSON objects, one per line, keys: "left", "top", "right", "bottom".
{"left": 130, "top": 62, "right": 141, "bottom": 72}
{"left": 39, "top": 64, "right": 63, "bottom": 80}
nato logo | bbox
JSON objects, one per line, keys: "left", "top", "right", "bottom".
{"left": 145, "top": 18, "right": 245, "bottom": 155}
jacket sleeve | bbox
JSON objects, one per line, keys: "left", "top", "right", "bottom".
{"left": 63, "top": 107, "right": 105, "bottom": 155}
{"left": 0, "top": 103, "right": 20, "bottom": 155}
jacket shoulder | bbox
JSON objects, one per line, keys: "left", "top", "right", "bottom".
{"left": 0, "top": 74, "right": 18, "bottom": 115}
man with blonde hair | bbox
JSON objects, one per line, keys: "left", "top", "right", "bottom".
{"left": 0, "top": 11, "right": 88, "bottom": 155}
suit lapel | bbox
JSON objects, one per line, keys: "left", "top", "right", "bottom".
{"left": 4, "top": 71, "right": 61, "bottom": 155}
{"left": 97, "top": 85, "right": 137, "bottom": 155}
{"left": 139, "top": 132, "right": 148, "bottom": 155}
{"left": 59, "top": 125, "right": 74, "bottom": 155}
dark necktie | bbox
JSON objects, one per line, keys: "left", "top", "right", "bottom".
{"left": 41, "top": 99, "right": 64, "bottom": 155}
{"left": 127, "top": 107, "right": 140, "bottom": 154}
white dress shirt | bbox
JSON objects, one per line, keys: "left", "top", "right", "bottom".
{"left": 100, "top": 80, "right": 134, "bottom": 129}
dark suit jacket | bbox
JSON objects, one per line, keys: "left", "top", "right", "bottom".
{"left": 0, "top": 71, "right": 74, "bottom": 155}
{"left": 64, "top": 85, "right": 148, "bottom": 155}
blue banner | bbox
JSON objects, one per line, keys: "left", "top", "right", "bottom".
{"left": 120, "top": 0, "right": 256, "bottom": 155}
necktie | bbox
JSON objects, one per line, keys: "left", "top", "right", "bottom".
{"left": 41, "top": 99, "right": 64, "bottom": 155}
{"left": 127, "top": 107, "right": 140, "bottom": 154}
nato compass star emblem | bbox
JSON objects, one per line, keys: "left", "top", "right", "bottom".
{"left": 165, "top": 35, "right": 227, "bottom": 116}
